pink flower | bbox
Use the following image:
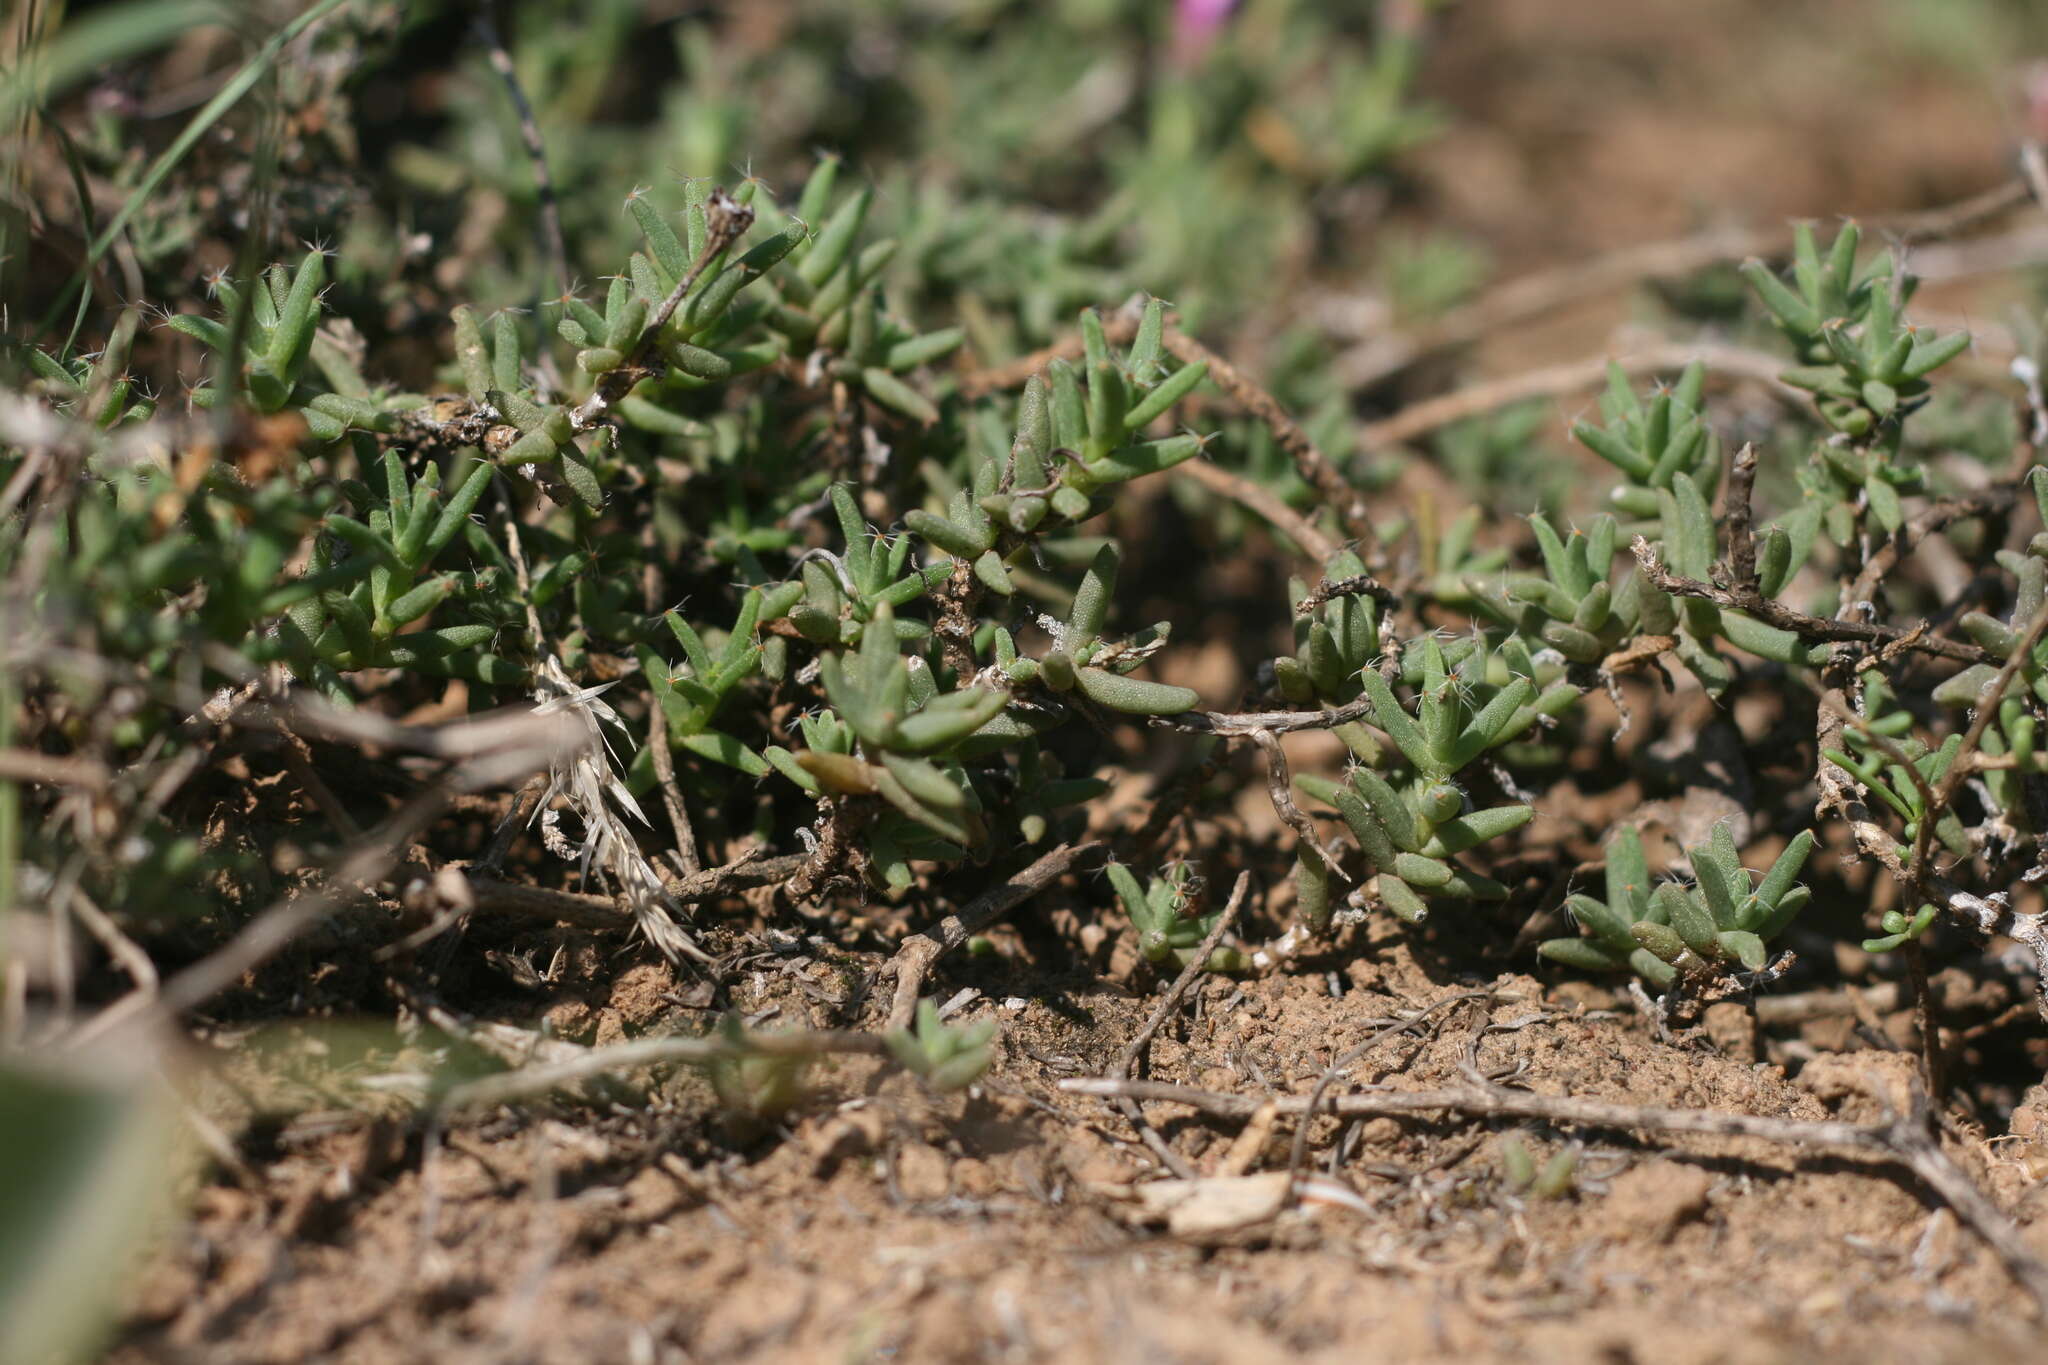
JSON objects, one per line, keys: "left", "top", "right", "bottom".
{"left": 1172, "top": 0, "right": 1240, "bottom": 66}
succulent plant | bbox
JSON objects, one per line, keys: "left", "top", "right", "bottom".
{"left": 1539, "top": 826, "right": 1815, "bottom": 986}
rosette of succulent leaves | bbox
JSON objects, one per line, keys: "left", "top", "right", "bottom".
{"left": 1293, "top": 634, "right": 1571, "bottom": 928}
{"left": 1107, "top": 861, "right": 1249, "bottom": 973}
{"left": 1538, "top": 826, "right": 1816, "bottom": 987}
{"left": 887, "top": 999, "right": 998, "bottom": 1093}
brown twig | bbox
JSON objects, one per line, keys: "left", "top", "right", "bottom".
{"left": 2013, "top": 141, "right": 2048, "bottom": 226}
{"left": 274, "top": 727, "right": 362, "bottom": 841}
{"left": 1295, "top": 572, "right": 1400, "bottom": 616}
{"left": 1723, "top": 442, "right": 1761, "bottom": 590}
{"left": 0, "top": 748, "right": 110, "bottom": 791}
{"left": 1173, "top": 457, "right": 1338, "bottom": 561}
{"left": 1633, "top": 536, "right": 1998, "bottom": 666}
{"left": 646, "top": 709, "right": 702, "bottom": 877}
{"left": 1283, "top": 990, "right": 1491, "bottom": 1201}
{"left": 476, "top": 776, "right": 543, "bottom": 876}
{"left": 1359, "top": 342, "right": 1799, "bottom": 450}
{"left": 1059, "top": 1074, "right": 2048, "bottom": 1308}
{"left": 1754, "top": 979, "right": 1912, "bottom": 1025}
{"left": 67, "top": 884, "right": 157, "bottom": 1000}
{"left": 1111, "top": 870, "right": 1253, "bottom": 1180}
{"left": 440, "top": 1027, "right": 895, "bottom": 1111}
{"left": 1328, "top": 178, "right": 2030, "bottom": 390}
{"left": 569, "top": 189, "right": 753, "bottom": 432}
{"left": 1167, "top": 695, "right": 1375, "bottom": 738}
{"left": 1889, "top": 176, "right": 2039, "bottom": 241}
{"left": 786, "top": 798, "right": 862, "bottom": 903}
{"left": 956, "top": 326, "right": 1120, "bottom": 398}
{"left": 1161, "top": 327, "right": 1376, "bottom": 555}
{"left": 240, "top": 694, "right": 574, "bottom": 764}
{"left": 1250, "top": 727, "right": 1336, "bottom": 878}
{"left": 929, "top": 556, "right": 982, "bottom": 679}
{"left": 1921, "top": 600, "right": 2048, "bottom": 873}
{"left": 148, "top": 754, "right": 551, "bottom": 1022}
{"left": 881, "top": 842, "right": 1102, "bottom": 1031}
{"left": 469, "top": 851, "right": 808, "bottom": 931}
{"left": 1333, "top": 232, "right": 1783, "bottom": 389}
{"left": 476, "top": 5, "right": 568, "bottom": 300}
{"left": 1170, "top": 625, "right": 1675, "bottom": 740}
{"left": 1825, "top": 695, "right": 1957, "bottom": 1095}
{"left": 1845, "top": 486, "right": 2022, "bottom": 617}
{"left": 66, "top": 710, "right": 581, "bottom": 1044}
{"left": 1117, "top": 871, "right": 1252, "bottom": 1077}
{"left": 1902, "top": 940, "right": 1946, "bottom": 1100}
{"left": 1817, "top": 669, "right": 2048, "bottom": 1024}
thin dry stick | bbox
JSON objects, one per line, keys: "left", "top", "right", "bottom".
{"left": 476, "top": 776, "right": 543, "bottom": 875}
{"left": 499, "top": 488, "right": 548, "bottom": 647}
{"left": 1634, "top": 536, "right": 1998, "bottom": 667}
{"left": 1360, "top": 341, "right": 1798, "bottom": 450}
{"left": 1822, "top": 697, "right": 1953, "bottom": 1096}
{"left": 469, "top": 850, "right": 808, "bottom": 930}
{"left": 1108, "top": 873, "right": 1252, "bottom": 1180}
{"left": 1888, "top": 175, "right": 2038, "bottom": 240}
{"left": 66, "top": 883, "right": 157, "bottom": 997}
{"left": 1161, "top": 327, "right": 1375, "bottom": 555}
{"left": 1060, "top": 1074, "right": 2048, "bottom": 1309}
{"left": 1284, "top": 990, "right": 1491, "bottom": 1198}
{"left": 1907, "top": 602, "right": 2048, "bottom": 1041}
{"left": 1722, "top": 442, "right": 1761, "bottom": 589}
{"left": 70, "top": 799, "right": 448, "bottom": 1043}
{"left": 243, "top": 692, "right": 575, "bottom": 763}
{"left": 957, "top": 326, "right": 1119, "bottom": 398}
{"left": 1332, "top": 229, "right": 1779, "bottom": 389}
{"left": 646, "top": 709, "right": 702, "bottom": 876}
{"left": 476, "top": 5, "right": 567, "bottom": 300}
{"left": 0, "top": 748, "right": 109, "bottom": 790}
{"left": 1251, "top": 727, "right": 1331, "bottom": 873}
{"left": 882, "top": 842, "right": 1102, "bottom": 1030}
{"left": 1755, "top": 979, "right": 1913, "bottom": 1025}
{"left": 1329, "top": 178, "right": 2030, "bottom": 390}
{"left": 570, "top": 189, "right": 753, "bottom": 431}
{"left": 149, "top": 757, "right": 538, "bottom": 1019}
{"left": 441, "top": 1028, "right": 894, "bottom": 1111}
{"left": 1173, "top": 457, "right": 1338, "bottom": 561}
{"left": 1116, "top": 871, "right": 1253, "bottom": 1077}
{"left": 1814, "top": 679, "right": 2048, "bottom": 1021}
{"left": 2014, "top": 141, "right": 2048, "bottom": 225}
{"left": 274, "top": 728, "right": 362, "bottom": 840}
{"left": 1889, "top": 223, "right": 2048, "bottom": 285}
{"left": 371, "top": 891, "right": 478, "bottom": 963}
{"left": 1902, "top": 939, "right": 1945, "bottom": 1100}
{"left": 1920, "top": 600, "right": 2048, "bottom": 876}
{"left": 1169, "top": 694, "right": 1374, "bottom": 738}
{"left": 0, "top": 446, "right": 50, "bottom": 521}
{"left": 1843, "top": 486, "right": 2024, "bottom": 641}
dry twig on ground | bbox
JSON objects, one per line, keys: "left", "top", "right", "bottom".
{"left": 1110, "top": 871, "right": 1253, "bottom": 1179}
{"left": 1061, "top": 1073, "right": 2048, "bottom": 1310}
{"left": 880, "top": 842, "right": 1102, "bottom": 1030}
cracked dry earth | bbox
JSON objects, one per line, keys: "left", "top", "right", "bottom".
{"left": 106, "top": 919, "right": 2048, "bottom": 1365}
